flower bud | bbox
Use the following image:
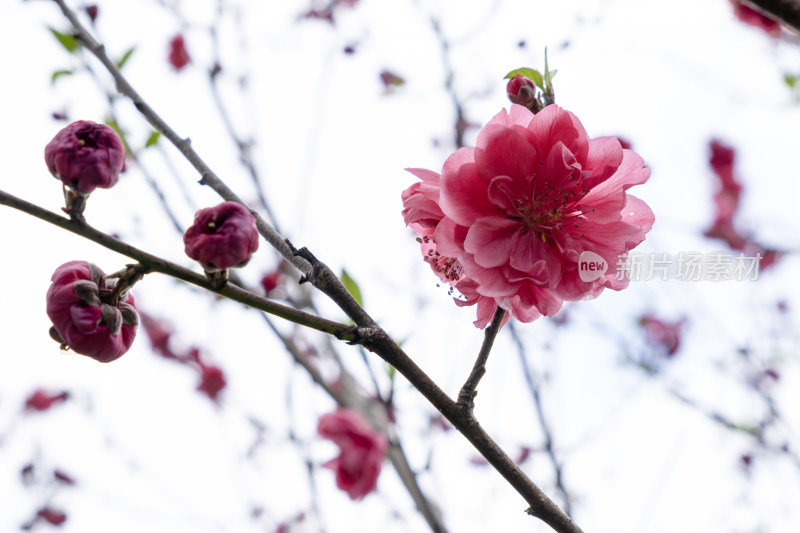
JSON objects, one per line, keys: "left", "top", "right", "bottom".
{"left": 183, "top": 202, "right": 259, "bottom": 272}
{"left": 44, "top": 121, "right": 125, "bottom": 195}
{"left": 46, "top": 261, "right": 138, "bottom": 363}
{"left": 506, "top": 74, "right": 539, "bottom": 110}
{"left": 168, "top": 34, "right": 191, "bottom": 71}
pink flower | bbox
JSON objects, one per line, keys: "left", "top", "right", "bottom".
{"left": 24, "top": 389, "right": 70, "bottom": 412}
{"left": 184, "top": 202, "right": 259, "bottom": 271}
{"left": 168, "top": 34, "right": 190, "bottom": 71}
{"left": 402, "top": 104, "right": 653, "bottom": 326}
{"left": 730, "top": 0, "right": 781, "bottom": 37}
{"left": 318, "top": 408, "right": 387, "bottom": 500}
{"left": 640, "top": 314, "right": 685, "bottom": 356}
{"left": 46, "top": 261, "right": 138, "bottom": 363}
{"left": 44, "top": 121, "right": 125, "bottom": 194}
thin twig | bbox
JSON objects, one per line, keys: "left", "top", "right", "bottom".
{"left": 457, "top": 307, "right": 506, "bottom": 409}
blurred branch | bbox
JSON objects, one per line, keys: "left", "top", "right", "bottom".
{"left": 746, "top": 0, "right": 800, "bottom": 33}
{"left": 509, "top": 322, "right": 573, "bottom": 517}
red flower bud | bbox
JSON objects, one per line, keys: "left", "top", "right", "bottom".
{"left": 184, "top": 202, "right": 259, "bottom": 271}
{"left": 44, "top": 121, "right": 125, "bottom": 194}
{"left": 168, "top": 34, "right": 191, "bottom": 71}
{"left": 45, "top": 261, "right": 138, "bottom": 363}
{"left": 506, "top": 74, "right": 538, "bottom": 107}
{"left": 24, "top": 389, "right": 70, "bottom": 412}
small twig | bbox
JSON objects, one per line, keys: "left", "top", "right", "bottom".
{"left": 457, "top": 307, "right": 506, "bottom": 410}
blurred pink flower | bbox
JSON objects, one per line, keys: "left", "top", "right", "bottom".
{"left": 168, "top": 34, "right": 190, "bottom": 71}
{"left": 402, "top": 104, "right": 653, "bottom": 326}
{"left": 703, "top": 139, "right": 781, "bottom": 271}
{"left": 46, "top": 261, "right": 138, "bottom": 363}
{"left": 24, "top": 389, "right": 69, "bottom": 412}
{"left": 640, "top": 314, "right": 685, "bottom": 356}
{"left": 184, "top": 202, "right": 259, "bottom": 271}
{"left": 36, "top": 507, "right": 67, "bottom": 526}
{"left": 44, "top": 120, "right": 125, "bottom": 194}
{"left": 260, "top": 264, "right": 285, "bottom": 296}
{"left": 197, "top": 363, "right": 226, "bottom": 402}
{"left": 318, "top": 408, "right": 387, "bottom": 500}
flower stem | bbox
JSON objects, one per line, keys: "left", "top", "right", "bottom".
{"left": 457, "top": 307, "right": 506, "bottom": 410}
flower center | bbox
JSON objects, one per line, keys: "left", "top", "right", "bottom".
{"left": 513, "top": 179, "right": 588, "bottom": 242}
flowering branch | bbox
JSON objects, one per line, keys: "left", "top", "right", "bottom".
{"left": 39, "top": 3, "right": 588, "bottom": 531}
{"left": 457, "top": 307, "right": 506, "bottom": 409}
{"left": 0, "top": 182, "right": 584, "bottom": 531}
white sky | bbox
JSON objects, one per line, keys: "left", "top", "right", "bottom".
{"left": 1, "top": 0, "right": 800, "bottom": 532}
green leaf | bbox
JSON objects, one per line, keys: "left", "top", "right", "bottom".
{"left": 116, "top": 47, "right": 136, "bottom": 69}
{"left": 784, "top": 73, "right": 798, "bottom": 89}
{"left": 385, "top": 363, "right": 396, "bottom": 381}
{"left": 504, "top": 67, "right": 543, "bottom": 89}
{"left": 144, "top": 131, "right": 161, "bottom": 148}
{"left": 51, "top": 69, "right": 74, "bottom": 85}
{"left": 49, "top": 27, "right": 79, "bottom": 53}
{"left": 340, "top": 269, "right": 363, "bottom": 307}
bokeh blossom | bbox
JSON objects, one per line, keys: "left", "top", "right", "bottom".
{"left": 184, "top": 202, "right": 259, "bottom": 272}
{"left": 402, "top": 104, "right": 654, "bottom": 327}
{"left": 168, "top": 34, "right": 190, "bottom": 71}
{"left": 318, "top": 408, "right": 387, "bottom": 500}
{"left": 46, "top": 261, "right": 138, "bottom": 363}
{"left": 44, "top": 120, "right": 125, "bottom": 194}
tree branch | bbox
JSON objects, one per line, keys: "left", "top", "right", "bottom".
{"left": 0, "top": 189, "right": 352, "bottom": 341}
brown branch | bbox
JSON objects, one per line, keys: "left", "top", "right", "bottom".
{"left": 745, "top": 0, "right": 800, "bottom": 33}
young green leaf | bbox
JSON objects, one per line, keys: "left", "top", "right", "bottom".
{"left": 144, "top": 131, "right": 161, "bottom": 148}
{"left": 51, "top": 69, "right": 74, "bottom": 85}
{"left": 116, "top": 47, "right": 136, "bottom": 69}
{"left": 49, "top": 27, "right": 79, "bottom": 53}
{"left": 504, "top": 67, "right": 543, "bottom": 89}
{"left": 340, "top": 269, "right": 363, "bottom": 307}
